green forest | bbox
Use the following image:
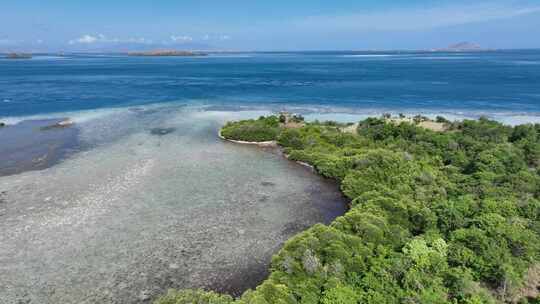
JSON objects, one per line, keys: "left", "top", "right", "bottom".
{"left": 158, "top": 116, "right": 540, "bottom": 304}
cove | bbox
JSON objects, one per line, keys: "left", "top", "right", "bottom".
{"left": 0, "top": 106, "right": 347, "bottom": 303}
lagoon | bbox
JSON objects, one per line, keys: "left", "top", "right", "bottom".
{"left": 0, "top": 107, "right": 346, "bottom": 303}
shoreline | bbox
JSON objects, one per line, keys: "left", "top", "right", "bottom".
{"left": 185, "top": 115, "right": 540, "bottom": 304}
{"left": 218, "top": 130, "right": 315, "bottom": 170}
{"left": 215, "top": 127, "right": 348, "bottom": 299}
{"left": 217, "top": 129, "right": 278, "bottom": 147}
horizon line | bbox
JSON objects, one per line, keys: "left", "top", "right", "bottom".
{"left": 2, "top": 47, "right": 540, "bottom": 54}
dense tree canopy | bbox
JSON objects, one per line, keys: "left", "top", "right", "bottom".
{"left": 157, "top": 117, "right": 540, "bottom": 304}
{"left": 220, "top": 116, "right": 282, "bottom": 142}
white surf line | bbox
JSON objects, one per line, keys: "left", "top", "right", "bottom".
{"left": 217, "top": 130, "right": 277, "bottom": 147}
{"left": 218, "top": 130, "right": 314, "bottom": 170}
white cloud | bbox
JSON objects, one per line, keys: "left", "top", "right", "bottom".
{"left": 198, "top": 34, "right": 231, "bottom": 41}
{"left": 128, "top": 37, "right": 152, "bottom": 44}
{"left": 69, "top": 34, "right": 100, "bottom": 44}
{"left": 170, "top": 35, "right": 193, "bottom": 42}
{"left": 293, "top": 3, "right": 540, "bottom": 32}
{"left": 69, "top": 34, "right": 152, "bottom": 45}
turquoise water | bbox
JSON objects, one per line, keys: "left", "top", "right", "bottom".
{"left": 1, "top": 50, "right": 539, "bottom": 303}
{"left": 1, "top": 50, "right": 540, "bottom": 122}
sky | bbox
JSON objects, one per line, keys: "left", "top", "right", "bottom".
{"left": 1, "top": 0, "right": 540, "bottom": 51}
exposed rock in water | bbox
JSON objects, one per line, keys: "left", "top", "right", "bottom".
{"left": 40, "top": 119, "right": 75, "bottom": 130}
{"left": 0, "top": 122, "right": 5, "bottom": 127}
{"left": 57, "top": 119, "right": 75, "bottom": 127}
{"left": 150, "top": 127, "right": 176, "bottom": 136}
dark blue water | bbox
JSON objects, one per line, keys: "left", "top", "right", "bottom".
{"left": 1, "top": 50, "right": 540, "bottom": 119}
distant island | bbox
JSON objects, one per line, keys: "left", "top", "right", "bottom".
{"left": 6, "top": 53, "right": 32, "bottom": 59}
{"left": 435, "top": 42, "right": 489, "bottom": 52}
{"left": 127, "top": 50, "right": 208, "bottom": 57}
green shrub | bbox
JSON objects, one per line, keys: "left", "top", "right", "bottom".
{"left": 155, "top": 289, "right": 234, "bottom": 304}
{"left": 221, "top": 116, "right": 281, "bottom": 142}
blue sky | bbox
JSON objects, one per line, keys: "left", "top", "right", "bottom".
{"left": 1, "top": 0, "right": 540, "bottom": 51}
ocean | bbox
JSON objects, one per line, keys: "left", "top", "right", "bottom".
{"left": 1, "top": 50, "right": 540, "bottom": 123}
{"left": 0, "top": 50, "right": 539, "bottom": 303}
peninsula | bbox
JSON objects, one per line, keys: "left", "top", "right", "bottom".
{"left": 158, "top": 114, "right": 540, "bottom": 304}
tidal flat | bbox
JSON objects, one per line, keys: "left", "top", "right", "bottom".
{"left": 0, "top": 106, "right": 347, "bottom": 304}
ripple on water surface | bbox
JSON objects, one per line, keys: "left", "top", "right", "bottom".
{"left": 0, "top": 107, "right": 347, "bottom": 304}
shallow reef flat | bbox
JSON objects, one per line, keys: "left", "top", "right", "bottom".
{"left": 0, "top": 107, "right": 346, "bottom": 304}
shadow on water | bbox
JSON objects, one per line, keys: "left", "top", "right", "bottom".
{"left": 0, "top": 119, "right": 79, "bottom": 177}
{"left": 205, "top": 144, "right": 349, "bottom": 298}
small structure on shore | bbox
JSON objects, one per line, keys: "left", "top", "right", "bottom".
{"left": 279, "top": 112, "right": 305, "bottom": 128}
